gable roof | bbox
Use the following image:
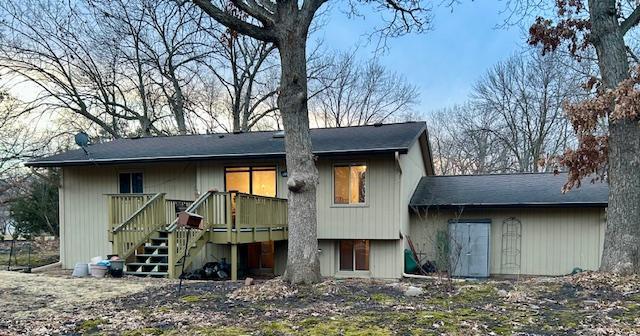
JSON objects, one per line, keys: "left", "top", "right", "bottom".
{"left": 410, "top": 173, "right": 608, "bottom": 209}
{"left": 27, "top": 122, "right": 429, "bottom": 167}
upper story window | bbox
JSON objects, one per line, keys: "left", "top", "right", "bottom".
{"left": 333, "top": 163, "right": 367, "bottom": 205}
{"left": 224, "top": 166, "right": 276, "bottom": 197}
{"left": 119, "top": 172, "right": 143, "bottom": 194}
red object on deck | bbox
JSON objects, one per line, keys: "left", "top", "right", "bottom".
{"left": 177, "top": 211, "right": 204, "bottom": 229}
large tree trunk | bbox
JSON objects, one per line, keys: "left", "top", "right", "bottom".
{"left": 278, "top": 29, "right": 321, "bottom": 284}
{"left": 590, "top": 0, "right": 640, "bottom": 273}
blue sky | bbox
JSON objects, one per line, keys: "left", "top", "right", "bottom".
{"left": 314, "top": 1, "right": 529, "bottom": 115}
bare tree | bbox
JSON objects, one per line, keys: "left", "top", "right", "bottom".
{"left": 206, "top": 32, "right": 280, "bottom": 132}
{"left": 472, "top": 51, "right": 581, "bottom": 172}
{"left": 191, "top": 0, "right": 431, "bottom": 284}
{"left": 310, "top": 51, "right": 419, "bottom": 127}
{"left": 428, "top": 104, "right": 514, "bottom": 175}
{"left": 430, "top": 49, "right": 582, "bottom": 175}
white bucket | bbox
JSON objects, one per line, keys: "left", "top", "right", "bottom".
{"left": 89, "top": 264, "right": 108, "bottom": 278}
{"left": 72, "top": 263, "right": 89, "bottom": 277}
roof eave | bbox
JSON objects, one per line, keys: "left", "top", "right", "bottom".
{"left": 26, "top": 147, "right": 410, "bottom": 168}
{"left": 409, "top": 202, "right": 608, "bottom": 209}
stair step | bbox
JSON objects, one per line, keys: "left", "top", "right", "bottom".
{"left": 127, "top": 262, "right": 169, "bottom": 266}
{"left": 152, "top": 237, "right": 168, "bottom": 241}
{"left": 144, "top": 245, "right": 168, "bottom": 249}
{"left": 136, "top": 253, "right": 169, "bottom": 257}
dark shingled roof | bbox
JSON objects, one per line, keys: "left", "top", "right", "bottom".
{"left": 27, "top": 122, "right": 427, "bottom": 167}
{"left": 410, "top": 173, "right": 608, "bottom": 208}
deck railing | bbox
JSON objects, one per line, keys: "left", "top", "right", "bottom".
{"left": 165, "top": 199, "right": 194, "bottom": 226}
{"left": 167, "top": 191, "right": 232, "bottom": 278}
{"left": 235, "top": 193, "right": 288, "bottom": 241}
{"left": 110, "top": 193, "right": 166, "bottom": 260}
{"left": 107, "top": 194, "right": 157, "bottom": 240}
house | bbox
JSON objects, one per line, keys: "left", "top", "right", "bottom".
{"left": 26, "top": 121, "right": 608, "bottom": 279}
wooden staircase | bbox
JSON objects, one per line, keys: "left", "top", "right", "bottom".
{"left": 108, "top": 191, "right": 288, "bottom": 280}
{"left": 125, "top": 231, "right": 170, "bottom": 277}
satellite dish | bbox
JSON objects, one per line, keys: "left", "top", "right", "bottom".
{"left": 74, "top": 131, "right": 90, "bottom": 155}
{"left": 74, "top": 131, "right": 89, "bottom": 147}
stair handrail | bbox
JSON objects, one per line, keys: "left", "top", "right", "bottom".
{"left": 112, "top": 193, "right": 166, "bottom": 233}
{"left": 165, "top": 190, "right": 214, "bottom": 232}
{"left": 167, "top": 191, "right": 232, "bottom": 278}
{"left": 111, "top": 193, "right": 167, "bottom": 260}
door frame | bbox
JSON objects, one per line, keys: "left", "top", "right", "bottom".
{"left": 447, "top": 219, "right": 491, "bottom": 278}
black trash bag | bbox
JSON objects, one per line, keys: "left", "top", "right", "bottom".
{"left": 202, "top": 261, "right": 231, "bottom": 280}
{"left": 421, "top": 260, "right": 437, "bottom": 273}
{"left": 182, "top": 269, "right": 204, "bottom": 280}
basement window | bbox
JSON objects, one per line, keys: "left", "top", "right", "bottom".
{"left": 339, "top": 240, "right": 370, "bottom": 271}
{"left": 333, "top": 163, "right": 367, "bottom": 205}
{"left": 119, "top": 172, "right": 143, "bottom": 194}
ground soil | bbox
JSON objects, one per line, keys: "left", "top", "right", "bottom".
{"left": 0, "top": 269, "right": 639, "bottom": 335}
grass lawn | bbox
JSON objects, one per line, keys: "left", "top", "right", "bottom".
{"left": 0, "top": 270, "right": 639, "bottom": 335}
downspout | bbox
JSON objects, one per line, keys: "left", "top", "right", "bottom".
{"left": 394, "top": 151, "right": 402, "bottom": 173}
{"left": 395, "top": 151, "right": 406, "bottom": 277}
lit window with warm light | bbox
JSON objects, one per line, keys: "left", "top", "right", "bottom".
{"left": 333, "top": 163, "right": 367, "bottom": 205}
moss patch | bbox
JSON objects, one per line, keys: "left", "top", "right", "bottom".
{"left": 77, "top": 318, "right": 106, "bottom": 333}
{"left": 180, "top": 295, "right": 204, "bottom": 303}
{"left": 122, "top": 327, "right": 167, "bottom": 336}
{"left": 192, "top": 326, "right": 249, "bottom": 335}
{"left": 371, "top": 293, "right": 396, "bottom": 305}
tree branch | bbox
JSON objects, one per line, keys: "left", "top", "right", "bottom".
{"left": 192, "top": 0, "right": 277, "bottom": 42}
{"left": 230, "top": 0, "right": 275, "bottom": 26}
{"left": 621, "top": 5, "right": 640, "bottom": 35}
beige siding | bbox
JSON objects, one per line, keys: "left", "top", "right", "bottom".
{"left": 399, "top": 141, "right": 427, "bottom": 238}
{"left": 60, "top": 166, "right": 115, "bottom": 268}
{"left": 409, "top": 207, "right": 606, "bottom": 276}
{"left": 60, "top": 154, "right": 412, "bottom": 279}
{"left": 316, "top": 156, "right": 401, "bottom": 239}
{"left": 60, "top": 163, "right": 197, "bottom": 268}
{"left": 317, "top": 239, "right": 401, "bottom": 279}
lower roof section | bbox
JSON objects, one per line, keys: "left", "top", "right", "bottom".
{"left": 409, "top": 173, "right": 608, "bottom": 209}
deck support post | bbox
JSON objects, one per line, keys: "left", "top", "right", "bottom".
{"left": 168, "top": 232, "right": 177, "bottom": 279}
{"left": 231, "top": 244, "right": 238, "bottom": 281}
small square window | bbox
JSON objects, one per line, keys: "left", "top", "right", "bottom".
{"left": 119, "top": 172, "right": 143, "bottom": 194}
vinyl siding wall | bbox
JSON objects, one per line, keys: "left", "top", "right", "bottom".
{"left": 59, "top": 154, "right": 410, "bottom": 271}
{"left": 399, "top": 142, "right": 427, "bottom": 237}
{"left": 318, "top": 239, "right": 402, "bottom": 279}
{"left": 59, "top": 163, "right": 196, "bottom": 268}
{"left": 409, "top": 207, "right": 606, "bottom": 276}
{"left": 316, "top": 155, "right": 402, "bottom": 240}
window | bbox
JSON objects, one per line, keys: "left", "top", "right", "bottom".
{"left": 119, "top": 172, "right": 143, "bottom": 194}
{"left": 224, "top": 166, "right": 276, "bottom": 197}
{"left": 339, "top": 240, "right": 370, "bottom": 271}
{"left": 334, "top": 164, "right": 367, "bottom": 204}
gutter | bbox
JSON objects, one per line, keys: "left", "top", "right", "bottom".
{"left": 26, "top": 147, "right": 411, "bottom": 167}
{"left": 402, "top": 272, "right": 466, "bottom": 282}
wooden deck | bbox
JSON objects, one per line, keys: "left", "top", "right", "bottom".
{"left": 108, "top": 191, "right": 288, "bottom": 280}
